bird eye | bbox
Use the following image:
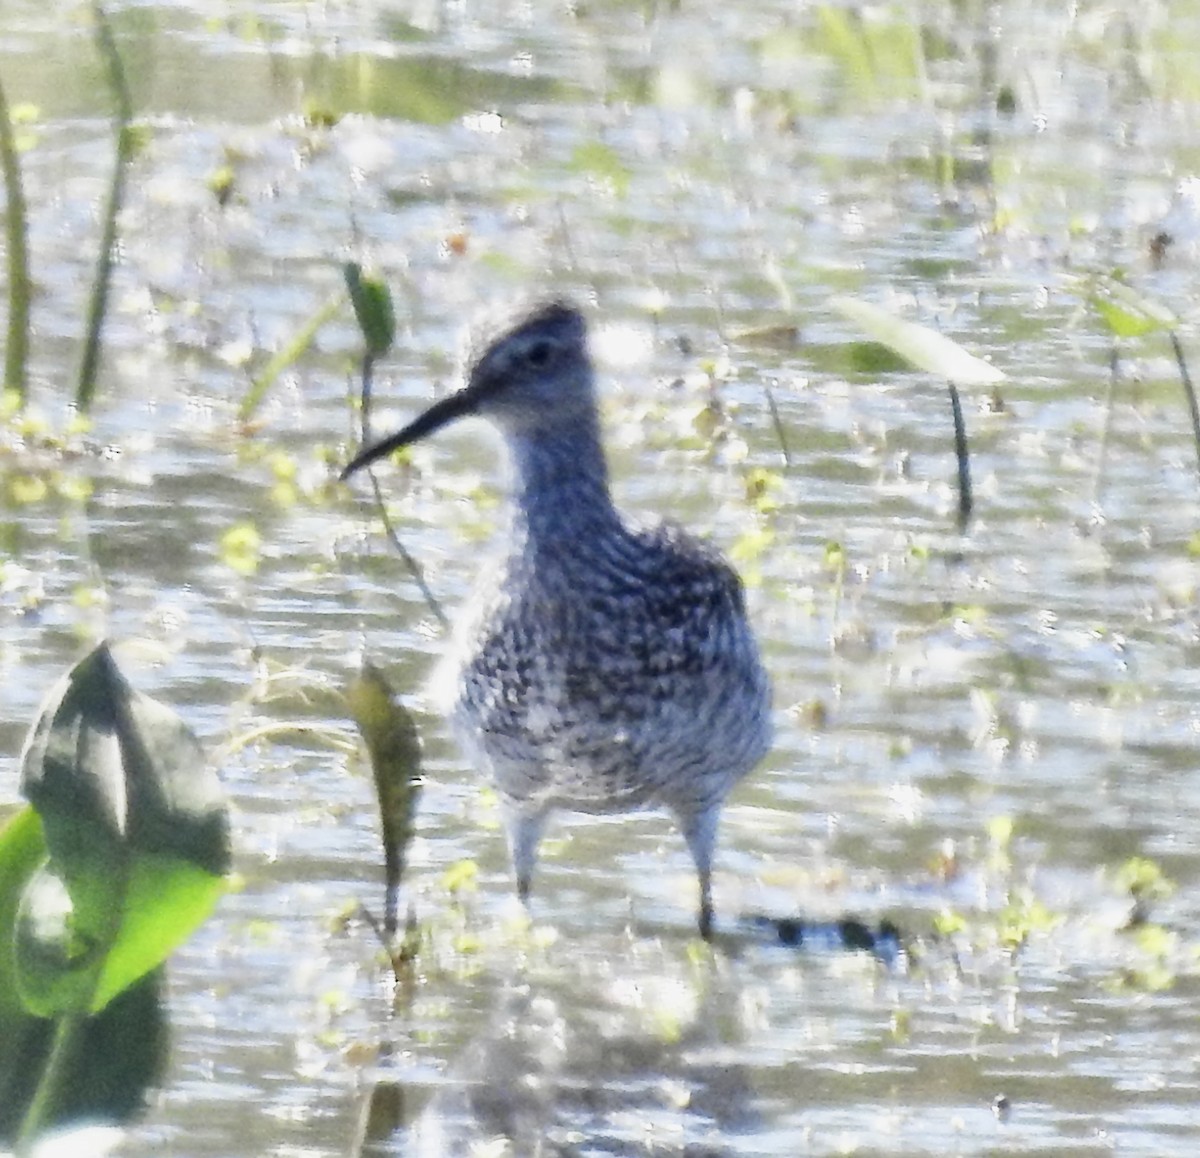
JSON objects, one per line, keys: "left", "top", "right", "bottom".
{"left": 525, "top": 339, "right": 554, "bottom": 367}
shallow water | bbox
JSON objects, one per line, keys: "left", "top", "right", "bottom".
{"left": 4, "top": 1, "right": 1200, "bottom": 1154}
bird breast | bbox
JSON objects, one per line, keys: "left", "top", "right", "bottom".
{"left": 436, "top": 520, "right": 772, "bottom": 810}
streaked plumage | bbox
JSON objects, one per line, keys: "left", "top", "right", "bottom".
{"left": 342, "top": 299, "right": 771, "bottom": 936}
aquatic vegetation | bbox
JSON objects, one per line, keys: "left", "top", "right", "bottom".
{"left": 345, "top": 662, "right": 422, "bottom": 939}
{"left": 237, "top": 292, "right": 345, "bottom": 427}
{"left": 0, "top": 643, "right": 230, "bottom": 1149}
{"left": 0, "top": 3, "right": 136, "bottom": 419}
{"left": 832, "top": 295, "right": 1006, "bottom": 530}
{"left": 0, "top": 79, "right": 30, "bottom": 404}
{"left": 1079, "top": 273, "right": 1200, "bottom": 492}
{"left": 341, "top": 262, "right": 447, "bottom": 630}
{"left": 217, "top": 521, "right": 262, "bottom": 577}
{"left": 74, "top": 4, "right": 136, "bottom": 417}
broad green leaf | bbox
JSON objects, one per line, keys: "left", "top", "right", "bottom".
{"left": 17, "top": 642, "right": 230, "bottom": 1015}
{"left": 831, "top": 296, "right": 1005, "bottom": 385}
{"left": 0, "top": 808, "right": 49, "bottom": 1125}
{"left": 90, "top": 854, "right": 225, "bottom": 1012}
{"left": 0, "top": 809, "right": 168, "bottom": 1142}
{"left": 0, "top": 807, "right": 45, "bottom": 1021}
{"left": 346, "top": 663, "right": 422, "bottom": 932}
{"left": 15, "top": 864, "right": 104, "bottom": 1017}
{"left": 21, "top": 643, "right": 229, "bottom": 874}
{"left": 11, "top": 853, "right": 224, "bottom": 1019}
{"left": 1092, "top": 297, "right": 1159, "bottom": 339}
{"left": 344, "top": 263, "right": 396, "bottom": 358}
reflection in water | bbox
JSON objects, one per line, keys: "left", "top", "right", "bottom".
{"left": 394, "top": 966, "right": 754, "bottom": 1157}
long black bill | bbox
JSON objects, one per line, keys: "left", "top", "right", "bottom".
{"left": 340, "top": 388, "right": 479, "bottom": 480}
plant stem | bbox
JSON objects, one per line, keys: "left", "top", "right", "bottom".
{"left": 365, "top": 465, "right": 450, "bottom": 634}
{"left": 1169, "top": 330, "right": 1200, "bottom": 483}
{"left": 239, "top": 292, "right": 344, "bottom": 424}
{"left": 762, "top": 380, "right": 792, "bottom": 468}
{"left": 75, "top": 2, "right": 134, "bottom": 415}
{"left": 15, "top": 1014, "right": 84, "bottom": 1154}
{"left": 948, "top": 380, "right": 972, "bottom": 530}
{"left": 0, "top": 72, "right": 30, "bottom": 404}
{"left": 357, "top": 350, "right": 449, "bottom": 632}
{"left": 1092, "top": 343, "right": 1119, "bottom": 506}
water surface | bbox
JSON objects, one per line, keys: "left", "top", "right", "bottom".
{"left": 3, "top": 2, "right": 1200, "bottom": 1154}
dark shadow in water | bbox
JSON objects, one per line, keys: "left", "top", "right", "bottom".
{"left": 0, "top": 968, "right": 167, "bottom": 1144}
{"left": 739, "top": 913, "right": 905, "bottom": 965}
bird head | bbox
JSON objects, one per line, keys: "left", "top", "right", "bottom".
{"left": 340, "top": 298, "right": 594, "bottom": 480}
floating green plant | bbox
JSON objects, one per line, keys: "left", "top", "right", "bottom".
{"left": 1084, "top": 274, "right": 1200, "bottom": 491}
{"left": 831, "top": 295, "right": 1005, "bottom": 531}
{"left": 218, "top": 521, "right": 262, "bottom": 576}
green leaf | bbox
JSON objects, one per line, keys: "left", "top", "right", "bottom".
{"left": 1089, "top": 278, "right": 1177, "bottom": 339}
{"left": 346, "top": 662, "right": 422, "bottom": 933}
{"left": 207, "top": 163, "right": 236, "bottom": 205}
{"left": 89, "top": 855, "right": 225, "bottom": 1012}
{"left": 441, "top": 858, "right": 478, "bottom": 894}
{"left": 986, "top": 815, "right": 1014, "bottom": 850}
{"left": 831, "top": 296, "right": 1005, "bottom": 385}
{"left": 17, "top": 642, "right": 230, "bottom": 1015}
{"left": 239, "top": 291, "right": 345, "bottom": 424}
{"left": 0, "top": 808, "right": 46, "bottom": 1023}
{"left": 344, "top": 263, "right": 396, "bottom": 358}
{"left": 1115, "top": 856, "right": 1174, "bottom": 903}
{"left": 15, "top": 865, "right": 104, "bottom": 1017}
{"left": 21, "top": 643, "right": 229, "bottom": 875}
{"left": 0, "top": 809, "right": 169, "bottom": 1141}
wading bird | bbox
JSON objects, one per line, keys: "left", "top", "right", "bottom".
{"left": 342, "top": 299, "right": 771, "bottom": 937}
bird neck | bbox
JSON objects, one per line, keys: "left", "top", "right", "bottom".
{"left": 506, "top": 414, "right": 619, "bottom": 548}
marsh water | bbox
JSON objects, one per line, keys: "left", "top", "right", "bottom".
{"left": 4, "top": 1, "right": 1200, "bottom": 1154}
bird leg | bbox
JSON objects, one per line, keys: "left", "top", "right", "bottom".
{"left": 697, "top": 869, "right": 714, "bottom": 941}
{"left": 506, "top": 807, "right": 547, "bottom": 909}
{"left": 679, "top": 806, "right": 720, "bottom": 940}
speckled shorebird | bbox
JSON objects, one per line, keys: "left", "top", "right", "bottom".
{"left": 341, "top": 299, "right": 772, "bottom": 937}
